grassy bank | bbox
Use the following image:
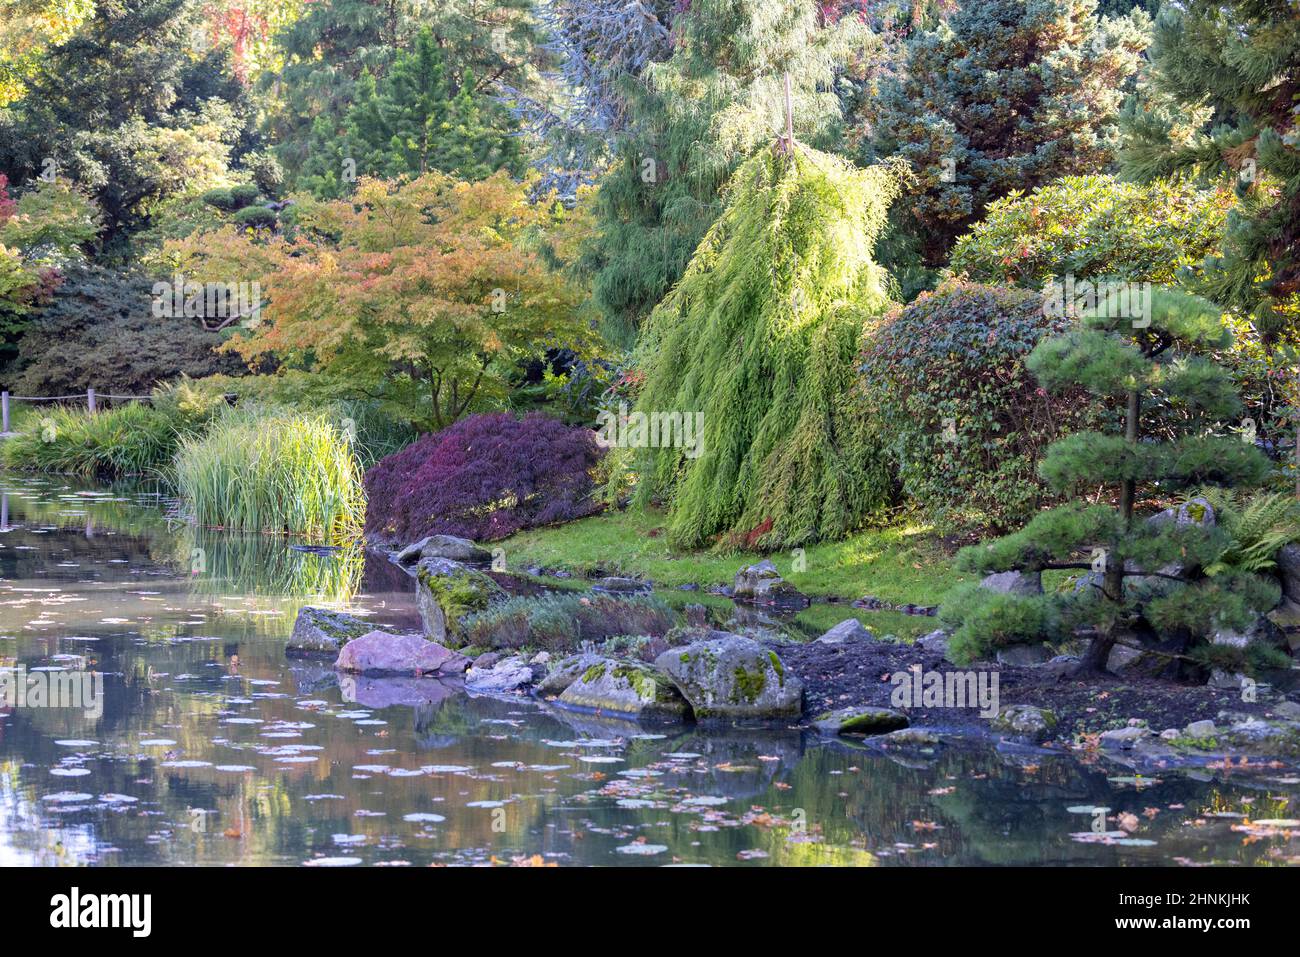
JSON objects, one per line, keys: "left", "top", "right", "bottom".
{"left": 500, "top": 505, "right": 971, "bottom": 607}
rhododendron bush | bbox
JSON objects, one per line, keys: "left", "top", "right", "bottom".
{"left": 364, "top": 412, "right": 605, "bottom": 544}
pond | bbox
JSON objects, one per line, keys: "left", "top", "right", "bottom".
{"left": 0, "top": 476, "right": 1296, "bottom": 867}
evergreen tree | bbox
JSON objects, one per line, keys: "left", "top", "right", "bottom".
{"left": 1118, "top": 0, "right": 1300, "bottom": 343}
{"left": 942, "top": 288, "right": 1279, "bottom": 677}
{"left": 585, "top": 0, "right": 867, "bottom": 341}
{"left": 862, "top": 0, "right": 1149, "bottom": 265}
{"left": 264, "top": 0, "right": 539, "bottom": 192}
{"left": 0, "top": 0, "right": 258, "bottom": 243}
{"left": 626, "top": 141, "right": 900, "bottom": 549}
{"left": 296, "top": 28, "right": 523, "bottom": 196}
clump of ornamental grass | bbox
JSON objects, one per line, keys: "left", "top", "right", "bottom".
{"left": 174, "top": 407, "right": 365, "bottom": 541}
{"left": 626, "top": 142, "right": 900, "bottom": 550}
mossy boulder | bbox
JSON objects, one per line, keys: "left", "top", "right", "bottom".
{"left": 991, "top": 704, "right": 1057, "bottom": 742}
{"left": 813, "top": 706, "right": 909, "bottom": 736}
{"left": 557, "top": 657, "right": 690, "bottom": 721}
{"left": 287, "top": 606, "right": 373, "bottom": 656}
{"left": 654, "top": 633, "right": 803, "bottom": 720}
{"left": 536, "top": 653, "right": 607, "bottom": 697}
{"left": 416, "top": 558, "right": 505, "bottom": 644}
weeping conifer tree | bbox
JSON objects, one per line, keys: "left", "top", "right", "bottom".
{"left": 627, "top": 137, "right": 900, "bottom": 550}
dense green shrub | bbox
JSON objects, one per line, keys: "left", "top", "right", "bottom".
{"left": 629, "top": 144, "right": 899, "bottom": 550}
{"left": 175, "top": 408, "right": 365, "bottom": 541}
{"left": 859, "top": 280, "right": 1096, "bottom": 530}
{"left": 7, "top": 264, "right": 245, "bottom": 395}
{"left": 949, "top": 175, "right": 1233, "bottom": 287}
{"left": 231, "top": 205, "right": 277, "bottom": 229}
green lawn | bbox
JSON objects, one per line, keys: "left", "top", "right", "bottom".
{"left": 499, "top": 505, "right": 971, "bottom": 607}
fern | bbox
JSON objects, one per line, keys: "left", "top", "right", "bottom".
{"left": 1196, "top": 488, "right": 1300, "bottom": 575}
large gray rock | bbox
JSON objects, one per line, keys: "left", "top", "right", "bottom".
{"left": 654, "top": 634, "right": 803, "bottom": 719}
{"left": 916, "top": 629, "right": 952, "bottom": 658}
{"left": 980, "top": 570, "right": 1043, "bottom": 596}
{"left": 732, "top": 560, "right": 781, "bottom": 599}
{"left": 1147, "top": 496, "right": 1215, "bottom": 530}
{"left": 991, "top": 704, "right": 1057, "bottom": 742}
{"left": 815, "top": 619, "right": 874, "bottom": 645}
{"left": 535, "top": 653, "right": 606, "bottom": 697}
{"left": 557, "top": 658, "right": 689, "bottom": 720}
{"left": 415, "top": 558, "right": 504, "bottom": 643}
{"left": 395, "top": 534, "right": 491, "bottom": 565}
{"left": 812, "top": 706, "right": 908, "bottom": 736}
{"left": 334, "top": 631, "right": 470, "bottom": 677}
{"left": 287, "top": 607, "right": 374, "bottom": 656}
{"left": 465, "top": 656, "right": 536, "bottom": 694}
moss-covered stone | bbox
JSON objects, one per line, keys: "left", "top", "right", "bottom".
{"left": 416, "top": 558, "right": 504, "bottom": 644}
{"left": 557, "top": 656, "right": 690, "bottom": 721}
{"left": 287, "top": 607, "right": 373, "bottom": 656}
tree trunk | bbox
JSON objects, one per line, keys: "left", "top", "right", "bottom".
{"left": 1074, "top": 633, "right": 1116, "bottom": 677}
{"left": 1076, "top": 387, "right": 1142, "bottom": 679}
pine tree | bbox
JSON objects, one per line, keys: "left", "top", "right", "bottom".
{"left": 862, "top": 0, "right": 1150, "bottom": 265}
{"left": 1118, "top": 0, "right": 1300, "bottom": 344}
{"left": 626, "top": 140, "right": 900, "bottom": 550}
{"left": 295, "top": 28, "right": 523, "bottom": 195}
{"left": 943, "top": 288, "right": 1279, "bottom": 677}
{"left": 266, "top": 0, "right": 537, "bottom": 191}
{"left": 585, "top": 0, "right": 867, "bottom": 341}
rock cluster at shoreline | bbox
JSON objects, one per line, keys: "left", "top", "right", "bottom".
{"left": 284, "top": 537, "right": 1300, "bottom": 766}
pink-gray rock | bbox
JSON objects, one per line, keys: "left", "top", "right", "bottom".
{"left": 334, "top": 631, "right": 471, "bottom": 677}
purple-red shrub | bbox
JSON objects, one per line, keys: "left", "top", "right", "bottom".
{"left": 364, "top": 411, "right": 605, "bottom": 544}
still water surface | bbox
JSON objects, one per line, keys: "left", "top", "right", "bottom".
{"left": 1, "top": 476, "right": 1297, "bottom": 866}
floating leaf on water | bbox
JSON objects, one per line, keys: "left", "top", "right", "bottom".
{"left": 50, "top": 768, "right": 91, "bottom": 777}
{"left": 403, "top": 813, "right": 446, "bottom": 823}
{"left": 53, "top": 739, "right": 98, "bottom": 748}
{"left": 42, "top": 792, "right": 93, "bottom": 803}
{"left": 160, "top": 760, "right": 212, "bottom": 768}
{"left": 615, "top": 843, "right": 668, "bottom": 856}
{"left": 304, "top": 856, "right": 362, "bottom": 867}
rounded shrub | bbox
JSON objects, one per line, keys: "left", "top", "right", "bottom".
{"left": 363, "top": 411, "right": 605, "bottom": 544}
{"left": 228, "top": 183, "right": 262, "bottom": 209}
{"left": 858, "top": 279, "right": 1097, "bottom": 530}
{"left": 949, "top": 174, "right": 1232, "bottom": 287}
{"left": 232, "top": 205, "right": 277, "bottom": 230}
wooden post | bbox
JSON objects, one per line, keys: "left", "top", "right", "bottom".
{"left": 1, "top": 391, "right": 8, "bottom": 433}
{"left": 87, "top": 387, "right": 96, "bottom": 413}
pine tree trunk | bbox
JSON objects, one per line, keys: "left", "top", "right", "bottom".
{"left": 1076, "top": 388, "right": 1142, "bottom": 678}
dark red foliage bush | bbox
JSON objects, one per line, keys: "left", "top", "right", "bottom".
{"left": 364, "top": 411, "right": 605, "bottom": 544}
